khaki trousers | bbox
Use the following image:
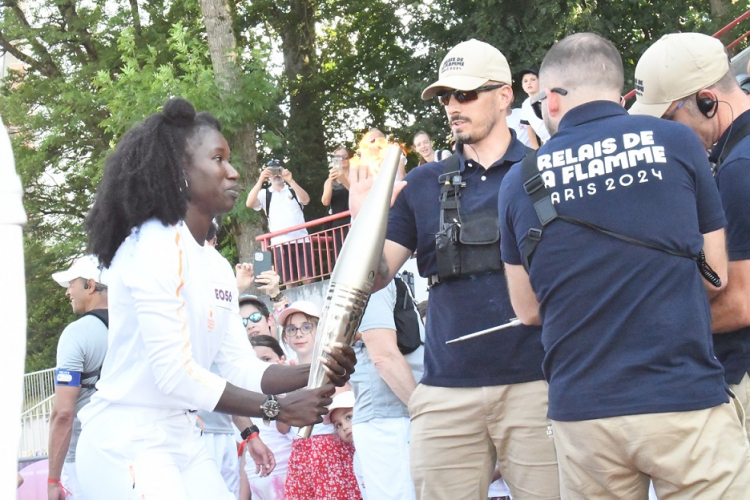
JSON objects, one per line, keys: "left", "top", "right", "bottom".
{"left": 730, "top": 371, "right": 750, "bottom": 443}
{"left": 552, "top": 403, "right": 750, "bottom": 499}
{"left": 408, "top": 381, "right": 560, "bottom": 500}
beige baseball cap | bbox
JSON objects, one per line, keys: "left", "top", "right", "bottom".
{"left": 629, "top": 33, "right": 729, "bottom": 118}
{"left": 421, "top": 39, "right": 512, "bottom": 100}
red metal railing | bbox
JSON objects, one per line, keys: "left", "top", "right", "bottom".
{"left": 256, "top": 211, "right": 352, "bottom": 287}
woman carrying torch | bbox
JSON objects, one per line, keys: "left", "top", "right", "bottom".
{"left": 75, "top": 98, "right": 355, "bottom": 500}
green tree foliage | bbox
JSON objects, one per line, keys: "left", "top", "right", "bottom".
{"left": 5, "top": 0, "right": 750, "bottom": 370}
{"left": 1, "top": 0, "right": 274, "bottom": 370}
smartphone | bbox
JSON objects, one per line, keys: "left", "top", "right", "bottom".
{"left": 332, "top": 157, "right": 343, "bottom": 169}
{"left": 253, "top": 250, "right": 273, "bottom": 277}
{"left": 269, "top": 166, "right": 283, "bottom": 176}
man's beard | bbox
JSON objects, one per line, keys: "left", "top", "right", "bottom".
{"left": 271, "top": 176, "right": 284, "bottom": 186}
{"left": 453, "top": 115, "right": 496, "bottom": 145}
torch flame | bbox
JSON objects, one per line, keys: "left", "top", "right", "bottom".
{"left": 349, "top": 131, "right": 405, "bottom": 177}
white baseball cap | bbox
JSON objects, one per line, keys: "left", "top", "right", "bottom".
{"left": 324, "top": 390, "right": 355, "bottom": 424}
{"left": 422, "top": 39, "right": 512, "bottom": 100}
{"left": 629, "top": 33, "right": 729, "bottom": 118}
{"left": 52, "top": 255, "right": 108, "bottom": 288}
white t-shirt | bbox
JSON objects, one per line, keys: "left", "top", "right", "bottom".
{"left": 255, "top": 185, "right": 308, "bottom": 245}
{"left": 506, "top": 108, "right": 532, "bottom": 148}
{"left": 521, "top": 97, "right": 551, "bottom": 143}
{"left": 80, "top": 219, "right": 269, "bottom": 422}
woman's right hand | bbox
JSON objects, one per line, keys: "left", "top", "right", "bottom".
{"left": 328, "top": 167, "right": 339, "bottom": 181}
{"left": 276, "top": 384, "right": 335, "bottom": 426}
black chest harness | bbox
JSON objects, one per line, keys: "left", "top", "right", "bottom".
{"left": 432, "top": 154, "right": 505, "bottom": 285}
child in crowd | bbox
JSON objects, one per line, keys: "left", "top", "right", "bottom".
{"left": 328, "top": 390, "right": 366, "bottom": 499}
{"left": 243, "top": 335, "right": 294, "bottom": 500}
{"left": 279, "top": 302, "right": 362, "bottom": 500}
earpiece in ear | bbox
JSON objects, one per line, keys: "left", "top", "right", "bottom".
{"left": 83, "top": 281, "right": 90, "bottom": 290}
{"left": 696, "top": 93, "right": 718, "bottom": 118}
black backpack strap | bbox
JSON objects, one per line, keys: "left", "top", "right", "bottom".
{"left": 83, "top": 308, "right": 108, "bottom": 327}
{"left": 518, "top": 150, "right": 721, "bottom": 287}
{"left": 81, "top": 309, "right": 108, "bottom": 389}
{"left": 264, "top": 187, "right": 272, "bottom": 217}
{"left": 717, "top": 120, "right": 750, "bottom": 170}
{"left": 520, "top": 149, "right": 557, "bottom": 270}
{"left": 286, "top": 182, "right": 304, "bottom": 211}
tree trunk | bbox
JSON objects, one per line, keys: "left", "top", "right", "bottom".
{"left": 277, "top": 0, "right": 328, "bottom": 221}
{"left": 199, "top": 0, "right": 263, "bottom": 261}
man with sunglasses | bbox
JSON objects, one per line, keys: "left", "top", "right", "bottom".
{"left": 631, "top": 33, "right": 750, "bottom": 445}
{"left": 349, "top": 39, "right": 558, "bottom": 500}
{"left": 498, "top": 32, "right": 750, "bottom": 498}
{"left": 240, "top": 293, "right": 276, "bottom": 338}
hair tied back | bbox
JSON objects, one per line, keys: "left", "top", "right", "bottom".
{"left": 162, "top": 97, "right": 197, "bottom": 126}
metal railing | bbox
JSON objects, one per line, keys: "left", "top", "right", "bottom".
{"left": 256, "top": 211, "right": 352, "bottom": 287}
{"left": 19, "top": 368, "right": 55, "bottom": 458}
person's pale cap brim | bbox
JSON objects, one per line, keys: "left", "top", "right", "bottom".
{"left": 323, "top": 390, "right": 355, "bottom": 424}
{"left": 277, "top": 300, "right": 321, "bottom": 326}
{"left": 421, "top": 75, "right": 491, "bottom": 100}
{"left": 628, "top": 100, "right": 671, "bottom": 118}
{"left": 629, "top": 33, "right": 728, "bottom": 118}
{"left": 52, "top": 255, "right": 108, "bottom": 288}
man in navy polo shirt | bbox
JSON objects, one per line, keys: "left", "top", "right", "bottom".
{"left": 350, "top": 39, "right": 559, "bottom": 500}
{"left": 631, "top": 32, "right": 750, "bottom": 442}
{"left": 499, "top": 32, "right": 750, "bottom": 498}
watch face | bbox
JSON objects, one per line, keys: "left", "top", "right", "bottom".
{"left": 262, "top": 398, "right": 281, "bottom": 418}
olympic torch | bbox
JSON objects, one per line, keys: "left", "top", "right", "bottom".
{"left": 297, "top": 144, "right": 402, "bottom": 438}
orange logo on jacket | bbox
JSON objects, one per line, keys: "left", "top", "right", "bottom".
{"left": 207, "top": 308, "right": 216, "bottom": 330}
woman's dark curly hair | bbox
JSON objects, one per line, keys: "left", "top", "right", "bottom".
{"left": 86, "top": 97, "right": 222, "bottom": 266}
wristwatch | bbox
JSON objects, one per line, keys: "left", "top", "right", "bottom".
{"left": 260, "top": 395, "right": 281, "bottom": 425}
{"left": 240, "top": 425, "right": 260, "bottom": 441}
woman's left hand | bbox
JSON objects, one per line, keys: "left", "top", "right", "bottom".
{"left": 321, "top": 342, "right": 356, "bottom": 386}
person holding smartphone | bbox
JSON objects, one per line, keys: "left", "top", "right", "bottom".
{"left": 246, "top": 159, "right": 313, "bottom": 286}
{"left": 321, "top": 146, "right": 351, "bottom": 255}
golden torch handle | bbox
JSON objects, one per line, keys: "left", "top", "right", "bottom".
{"left": 296, "top": 145, "right": 403, "bottom": 438}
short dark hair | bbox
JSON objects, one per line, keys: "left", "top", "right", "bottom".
{"left": 86, "top": 97, "right": 222, "bottom": 267}
{"left": 250, "top": 335, "right": 285, "bottom": 359}
{"left": 541, "top": 33, "right": 623, "bottom": 94}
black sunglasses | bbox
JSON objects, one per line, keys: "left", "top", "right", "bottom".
{"left": 242, "top": 312, "right": 263, "bottom": 327}
{"left": 531, "top": 88, "right": 569, "bottom": 120}
{"left": 437, "top": 84, "right": 507, "bottom": 106}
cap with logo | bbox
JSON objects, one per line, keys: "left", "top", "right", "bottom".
{"left": 52, "top": 255, "right": 109, "bottom": 288}
{"left": 422, "top": 39, "right": 512, "bottom": 100}
{"left": 629, "top": 32, "right": 728, "bottom": 118}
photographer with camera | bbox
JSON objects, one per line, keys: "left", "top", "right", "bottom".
{"left": 247, "top": 159, "right": 313, "bottom": 286}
